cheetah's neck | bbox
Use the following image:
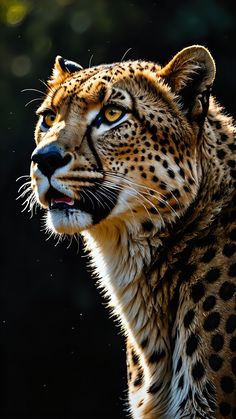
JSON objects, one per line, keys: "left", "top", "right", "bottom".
{"left": 83, "top": 219, "right": 172, "bottom": 416}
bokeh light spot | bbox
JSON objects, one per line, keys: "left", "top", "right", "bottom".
{"left": 70, "top": 10, "right": 92, "bottom": 34}
{"left": 6, "top": 2, "right": 28, "bottom": 26}
{"left": 11, "top": 55, "right": 31, "bottom": 77}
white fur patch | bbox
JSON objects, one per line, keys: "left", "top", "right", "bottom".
{"left": 47, "top": 209, "right": 92, "bottom": 234}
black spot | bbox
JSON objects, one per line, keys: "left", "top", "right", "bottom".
{"left": 179, "top": 263, "right": 197, "bottom": 283}
{"left": 219, "top": 402, "right": 231, "bottom": 416}
{"left": 159, "top": 181, "right": 166, "bottom": 190}
{"left": 228, "top": 262, "right": 236, "bottom": 277}
{"left": 215, "top": 121, "right": 222, "bottom": 129}
{"left": 168, "top": 169, "right": 175, "bottom": 178}
{"left": 230, "top": 169, "right": 236, "bottom": 179}
{"left": 172, "top": 203, "right": 180, "bottom": 211}
{"left": 191, "top": 361, "right": 205, "bottom": 380}
{"left": 204, "top": 267, "right": 221, "bottom": 283}
{"left": 232, "top": 357, "right": 236, "bottom": 376}
{"left": 228, "top": 143, "right": 236, "bottom": 151}
{"left": 209, "top": 354, "right": 223, "bottom": 371}
{"left": 138, "top": 399, "right": 144, "bottom": 408}
{"left": 141, "top": 337, "right": 149, "bottom": 349}
{"left": 191, "top": 281, "right": 205, "bottom": 303}
{"left": 219, "top": 281, "right": 235, "bottom": 300}
{"left": 227, "top": 159, "right": 236, "bottom": 168}
{"left": 221, "top": 133, "right": 228, "bottom": 142}
{"left": 183, "top": 309, "right": 195, "bottom": 328}
{"left": 223, "top": 243, "right": 236, "bottom": 257}
{"left": 226, "top": 314, "right": 236, "bottom": 334}
{"left": 230, "top": 336, "right": 236, "bottom": 352}
{"left": 162, "top": 160, "right": 168, "bottom": 168}
{"left": 202, "top": 295, "right": 216, "bottom": 311}
{"left": 217, "top": 149, "right": 226, "bottom": 160}
{"left": 179, "top": 168, "right": 185, "bottom": 178}
{"left": 176, "top": 357, "right": 182, "bottom": 373}
{"left": 152, "top": 175, "right": 158, "bottom": 182}
{"left": 229, "top": 228, "right": 236, "bottom": 241}
{"left": 186, "top": 333, "right": 199, "bottom": 356}
{"left": 201, "top": 248, "right": 217, "bottom": 263}
{"left": 133, "top": 370, "right": 143, "bottom": 387}
{"left": 142, "top": 220, "right": 154, "bottom": 232}
{"left": 150, "top": 207, "right": 158, "bottom": 214}
{"left": 172, "top": 188, "right": 180, "bottom": 198}
{"left": 221, "top": 376, "right": 234, "bottom": 394}
{"left": 131, "top": 350, "right": 139, "bottom": 366}
{"left": 211, "top": 334, "right": 224, "bottom": 352}
{"left": 149, "top": 349, "right": 166, "bottom": 364}
{"left": 184, "top": 185, "right": 190, "bottom": 193}
{"left": 149, "top": 125, "right": 157, "bottom": 135}
{"left": 203, "top": 312, "right": 221, "bottom": 331}
{"left": 148, "top": 382, "right": 162, "bottom": 394}
{"left": 149, "top": 165, "right": 155, "bottom": 172}
{"left": 178, "top": 374, "right": 184, "bottom": 389}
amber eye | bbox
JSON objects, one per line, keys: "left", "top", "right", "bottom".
{"left": 104, "top": 106, "right": 124, "bottom": 123}
{"left": 41, "top": 111, "right": 56, "bottom": 131}
{"left": 44, "top": 112, "right": 56, "bottom": 127}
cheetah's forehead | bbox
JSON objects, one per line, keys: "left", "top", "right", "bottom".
{"left": 45, "top": 60, "right": 163, "bottom": 108}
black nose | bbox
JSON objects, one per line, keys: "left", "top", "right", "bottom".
{"left": 31, "top": 145, "right": 71, "bottom": 178}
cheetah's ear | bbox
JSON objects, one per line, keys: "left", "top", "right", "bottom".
{"left": 159, "top": 45, "right": 216, "bottom": 120}
{"left": 49, "top": 56, "right": 83, "bottom": 86}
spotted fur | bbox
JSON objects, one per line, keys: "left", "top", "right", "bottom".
{"left": 28, "top": 46, "right": 236, "bottom": 418}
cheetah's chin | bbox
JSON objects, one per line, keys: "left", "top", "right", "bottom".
{"left": 47, "top": 207, "right": 93, "bottom": 235}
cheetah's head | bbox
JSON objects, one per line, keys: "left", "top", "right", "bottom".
{"left": 30, "top": 46, "right": 215, "bottom": 235}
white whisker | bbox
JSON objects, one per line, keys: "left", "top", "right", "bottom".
{"left": 104, "top": 171, "right": 180, "bottom": 219}
{"left": 25, "top": 97, "right": 44, "bottom": 108}
{"left": 16, "top": 175, "right": 30, "bottom": 182}
{"left": 121, "top": 47, "right": 132, "bottom": 62}
{"left": 39, "top": 79, "right": 54, "bottom": 94}
{"left": 88, "top": 54, "right": 94, "bottom": 68}
{"left": 21, "top": 88, "right": 46, "bottom": 95}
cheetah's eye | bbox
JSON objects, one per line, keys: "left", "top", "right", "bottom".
{"left": 103, "top": 106, "right": 124, "bottom": 124}
{"left": 40, "top": 111, "right": 57, "bottom": 131}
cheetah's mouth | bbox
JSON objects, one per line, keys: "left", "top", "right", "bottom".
{"left": 46, "top": 185, "right": 120, "bottom": 224}
{"left": 47, "top": 188, "right": 75, "bottom": 210}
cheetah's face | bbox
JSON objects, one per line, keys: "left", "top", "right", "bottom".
{"left": 31, "top": 47, "right": 215, "bottom": 234}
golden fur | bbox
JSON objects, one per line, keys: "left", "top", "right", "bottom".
{"left": 28, "top": 46, "right": 236, "bottom": 418}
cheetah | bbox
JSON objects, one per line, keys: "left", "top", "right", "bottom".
{"left": 27, "top": 45, "right": 236, "bottom": 418}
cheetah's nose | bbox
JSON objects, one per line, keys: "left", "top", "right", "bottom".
{"left": 31, "top": 144, "right": 71, "bottom": 178}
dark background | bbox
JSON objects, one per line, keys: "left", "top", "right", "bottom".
{"left": 0, "top": 1, "right": 235, "bottom": 418}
